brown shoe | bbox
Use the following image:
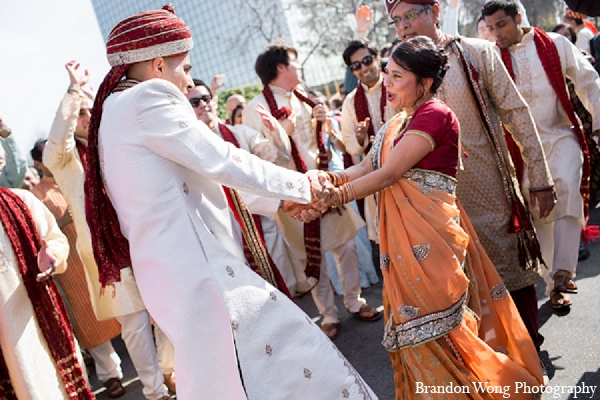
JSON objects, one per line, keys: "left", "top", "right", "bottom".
{"left": 103, "top": 377, "right": 126, "bottom": 398}
{"left": 321, "top": 322, "right": 340, "bottom": 340}
{"left": 549, "top": 290, "right": 572, "bottom": 309}
{"left": 163, "top": 372, "right": 176, "bottom": 394}
{"left": 553, "top": 270, "right": 578, "bottom": 294}
{"left": 350, "top": 303, "right": 382, "bottom": 322}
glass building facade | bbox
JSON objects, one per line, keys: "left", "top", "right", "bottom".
{"left": 90, "top": 0, "right": 345, "bottom": 90}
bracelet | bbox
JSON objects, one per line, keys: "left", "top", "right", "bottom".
{"left": 67, "top": 87, "right": 86, "bottom": 98}
{"left": 331, "top": 182, "right": 356, "bottom": 208}
{"left": 325, "top": 171, "right": 348, "bottom": 187}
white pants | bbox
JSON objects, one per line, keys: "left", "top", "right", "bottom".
{"left": 88, "top": 340, "right": 123, "bottom": 382}
{"left": 535, "top": 216, "right": 580, "bottom": 295}
{"left": 154, "top": 324, "right": 174, "bottom": 375}
{"left": 311, "top": 238, "right": 364, "bottom": 324}
{"left": 116, "top": 310, "right": 168, "bottom": 400}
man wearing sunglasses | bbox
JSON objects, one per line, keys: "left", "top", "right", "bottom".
{"left": 186, "top": 78, "right": 300, "bottom": 295}
{"left": 340, "top": 39, "right": 396, "bottom": 245}
{"left": 387, "top": 0, "right": 554, "bottom": 352}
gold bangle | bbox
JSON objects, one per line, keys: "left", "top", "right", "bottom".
{"left": 67, "top": 87, "right": 86, "bottom": 98}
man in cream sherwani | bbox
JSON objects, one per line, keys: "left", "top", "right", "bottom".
{"left": 483, "top": 0, "right": 600, "bottom": 309}
{"left": 85, "top": 5, "right": 377, "bottom": 400}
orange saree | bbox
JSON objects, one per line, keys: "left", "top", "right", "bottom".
{"left": 373, "top": 112, "right": 543, "bottom": 399}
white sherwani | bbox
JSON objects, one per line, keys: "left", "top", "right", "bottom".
{"left": 341, "top": 75, "right": 396, "bottom": 242}
{"left": 500, "top": 30, "right": 600, "bottom": 225}
{"left": 43, "top": 92, "right": 145, "bottom": 320}
{"left": 212, "top": 123, "right": 300, "bottom": 294}
{"left": 99, "top": 79, "right": 376, "bottom": 400}
{"left": 0, "top": 189, "right": 77, "bottom": 400}
{"left": 498, "top": 29, "right": 600, "bottom": 287}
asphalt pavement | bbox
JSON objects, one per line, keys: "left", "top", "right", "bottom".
{"left": 91, "top": 208, "right": 600, "bottom": 400}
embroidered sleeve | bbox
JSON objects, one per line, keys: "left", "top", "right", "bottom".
{"left": 403, "top": 130, "right": 435, "bottom": 151}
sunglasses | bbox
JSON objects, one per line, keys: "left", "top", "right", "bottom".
{"left": 348, "top": 55, "right": 375, "bottom": 72}
{"left": 189, "top": 94, "right": 212, "bottom": 108}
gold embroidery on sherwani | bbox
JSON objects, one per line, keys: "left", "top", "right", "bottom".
{"left": 433, "top": 35, "right": 548, "bottom": 291}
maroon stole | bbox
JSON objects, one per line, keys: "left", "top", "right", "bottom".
{"left": 75, "top": 139, "right": 88, "bottom": 172}
{"left": 0, "top": 187, "right": 94, "bottom": 399}
{"left": 500, "top": 28, "right": 592, "bottom": 223}
{"left": 262, "top": 86, "right": 322, "bottom": 281}
{"left": 218, "top": 123, "right": 292, "bottom": 299}
{"left": 354, "top": 80, "right": 386, "bottom": 154}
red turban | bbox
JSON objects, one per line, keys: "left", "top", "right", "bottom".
{"left": 565, "top": 6, "right": 586, "bottom": 20}
{"left": 84, "top": 4, "right": 193, "bottom": 289}
{"left": 386, "top": 0, "right": 438, "bottom": 16}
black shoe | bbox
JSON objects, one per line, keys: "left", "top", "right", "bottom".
{"left": 578, "top": 242, "right": 590, "bottom": 261}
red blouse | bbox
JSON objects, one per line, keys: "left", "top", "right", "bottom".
{"left": 393, "top": 100, "right": 460, "bottom": 178}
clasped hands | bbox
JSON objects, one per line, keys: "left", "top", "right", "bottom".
{"left": 281, "top": 170, "right": 340, "bottom": 222}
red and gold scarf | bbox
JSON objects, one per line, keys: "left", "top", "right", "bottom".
{"left": 262, "top": 85, "right": 322, "bottom": 280}
{"left": 0, "top": 187, "right": 93, "bottom": 399}
{"left": 500, "top": 27, "right": 592, "bottom": 228}
{"left": 354, "top": 79, "right": 386, "bottom": 154}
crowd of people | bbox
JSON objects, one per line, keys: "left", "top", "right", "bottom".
{"left": 1, "top": 0, "right": 599, "bottom": 399}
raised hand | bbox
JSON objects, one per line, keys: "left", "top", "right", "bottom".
{"left": 210, "top": 74, "right": 226, "bottom": 93}
{"left": 356, "top": 5, "right": 373, "bottom": 33}
{"left": 256, "top": 104, "right": 279, "bottom": 131}
{"left": 356, "top": 117, "right": 370, "bottom": 146}
{"left": 36, "top": 239, "right": 58, "bottom": 282}
{"left": 0, "top": 114, "right": 10, "bottom": 138}
{"left": 65, "top": 60, "right": 90, "bottom": 89}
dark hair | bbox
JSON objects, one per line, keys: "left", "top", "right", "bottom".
{"left": 192, "top": 78, "right": 212, "bottom": 96}
{"left": 255, "top": 43, "right": 299, "bottom": 85}
{"left": 477, "top": 15, "right": 485, "bottom": 24}
{"left": 231, "top": 104, "right": 244, "bottom": 126}
{"left": 30, "top": 139, "right": 47, "bottom": 162}
{"left": 481, "top": 0, "right": 519, "bottom": 20}
{"left": 380, "top": 43, "right": 393, "bottom": 58}
{"left": 551, "top": 23, "right": 577, "bottom": 44}
{"left": 389, "top": 36, "right": 448, "bottom": 94}
{"left": 342, "top": 39, "right": 378, "bottom": 66}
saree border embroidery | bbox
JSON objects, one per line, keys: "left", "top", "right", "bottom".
{"left": 403, "top": 168, "right": 457, "bottom": 195}
{"left": 382, "top": 293, "right": 466, "bottom": 351}
{"left": 398, "top": 304, "right": 420, "bottom": 319}
{"left": 490, "top": 283, "right": 509, "bottom": 300}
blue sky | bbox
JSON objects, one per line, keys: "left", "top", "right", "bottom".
{"left": 0, "top": 0, "right": 110, "bottom": 161}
